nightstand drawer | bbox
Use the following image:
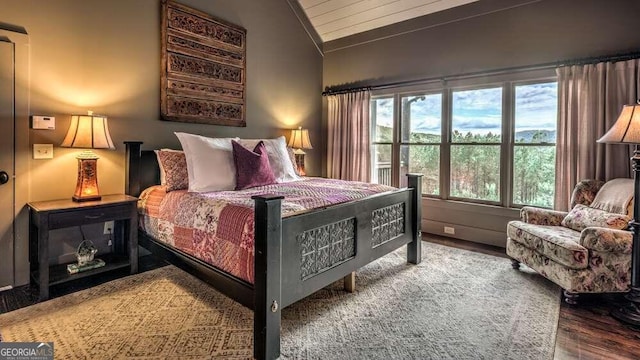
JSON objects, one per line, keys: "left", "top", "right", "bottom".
{"left": 48, "top": 204, "right": 132, "bottom": 229}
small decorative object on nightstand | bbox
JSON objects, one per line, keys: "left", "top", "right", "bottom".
{"left": 28, "top": 194, "right": 138, "bottom": 301}
{"left": 288, "top": 126, "right": 313, "bottom": 176}
{"left": 66, "top": 240, "right": 105, "bottom": 274}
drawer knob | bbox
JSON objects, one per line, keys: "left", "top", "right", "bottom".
{"left": 85, "top": 213, "right": 104, "bottom": 220}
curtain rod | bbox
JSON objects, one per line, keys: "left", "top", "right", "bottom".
{"left": 322, "top": 50, "right": 640, "bottom": 96}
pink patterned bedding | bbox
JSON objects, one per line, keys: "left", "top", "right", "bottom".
{"left": 138, "top": 178, "right": 395, "bottom": 284}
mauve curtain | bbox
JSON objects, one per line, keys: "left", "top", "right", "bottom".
{"left": 327, "top": 90, "right": 371, "bottom": 182}
{"left": 554, "top": 59, "right": 639, "bottom": 210}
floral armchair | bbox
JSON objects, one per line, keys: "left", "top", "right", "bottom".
{"left": 506, "top": 179, "right": 633, "bottom": 304}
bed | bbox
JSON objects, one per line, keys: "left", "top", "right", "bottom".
{"left": 124, "top": 141, "right": 423, "bottom": 360}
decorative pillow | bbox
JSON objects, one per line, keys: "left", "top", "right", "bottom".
{"left": 238, "top": 136, "right": 300, "bottom": 183}
{"left": 561, "top": 204, "right": 630, "bottom": 232}
{"left": 174, "top": 132, "right": 238, "bottom": 192}
{"left": 155, "top": 148, "right": 177, "bottom": 185}
{"left": 155, "top": 150, "right": 188, "bottom": 192}
{"left": 232, "top": 140, "right": 276, "bottom": 190}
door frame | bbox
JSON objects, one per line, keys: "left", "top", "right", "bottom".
{"left": 0, "top": 25, "right": 30, "bottom": 288}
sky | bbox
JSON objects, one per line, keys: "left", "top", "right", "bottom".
{"left": 374, "top": 82, "right": 558, "bottom": 137}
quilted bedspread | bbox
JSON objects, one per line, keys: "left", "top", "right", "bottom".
{"left": 138, "top": 178, "right": 395, "bottom": 284}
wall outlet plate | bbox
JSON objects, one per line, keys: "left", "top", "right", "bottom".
{"left": 103, "top": 221, "right": 114, "bottom": 234}
{"left": 33, "top": 144, "right": 53, "bottom": 159}
{"left": 444, "top": 226, "right": 455, "bottom": 235}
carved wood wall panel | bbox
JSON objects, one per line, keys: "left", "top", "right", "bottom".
{"left": 161, "top": 0, "right": 246, "bottom": 126}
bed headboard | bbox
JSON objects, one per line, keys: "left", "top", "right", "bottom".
{"left": 124, "top": 141, "right": 161, "bottom": 197}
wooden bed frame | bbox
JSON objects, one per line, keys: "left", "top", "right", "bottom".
{"left": 124, "top": 141, "right": 423, "bottom": 360}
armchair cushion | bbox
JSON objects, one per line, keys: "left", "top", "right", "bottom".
{"left": 507, "top": 221, "right": 588, "bottom": 269}
{"left": 561, "top": 204, "right": 630, "bottom": 232}
{"left": 580, "top": 227, "right": 633, "bottom": 253}
{"left": 520, "top": 206, "right": 567, "bottom": 226}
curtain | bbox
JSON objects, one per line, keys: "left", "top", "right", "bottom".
{"left": 327, "top": 90, "right": 371, "bottom": 182}
{"left": 554, "top": 59, "right": 639, "bottom": 210}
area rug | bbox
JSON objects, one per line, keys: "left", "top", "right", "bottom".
{"left": 0, "top": 242, "right": 560, "bottom": 359}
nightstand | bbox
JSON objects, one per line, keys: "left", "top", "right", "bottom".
{"left": 28, "top": 194, "right": 138, "bottom": 301}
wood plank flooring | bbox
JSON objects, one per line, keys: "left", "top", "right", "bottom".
{"left": 2, "top": 237, "right": 640, "bottom": 359}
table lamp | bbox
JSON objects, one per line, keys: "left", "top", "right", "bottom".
{"left": 597, "top": 103, "right": 640, "bottom": 325}
{"left": 288, "top": 126, "right": 313, "bottom": 176}
{"left": 61, "top": 111, "right": 115, "bottom": 202}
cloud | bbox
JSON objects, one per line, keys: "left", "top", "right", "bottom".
{"left": 515, "top": 82, "right": 558, "bottom": 112}
{"left": 453, "top": 88, "right": 502, "bottom": 110}
{"left": 374, "top": 81, "right": 558, "bottom": 134}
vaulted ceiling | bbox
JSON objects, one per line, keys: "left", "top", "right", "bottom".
{"left": 297, "top": 0, "right": 479, "bottom": 42}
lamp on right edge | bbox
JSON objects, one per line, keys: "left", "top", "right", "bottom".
{"left": 597, "top": 103, "right": 640, "bottom": 326}
{"left": 288, "top": 126, "right": 313, "bottom": 176}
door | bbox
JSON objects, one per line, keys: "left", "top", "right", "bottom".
{"left": 0, "top": 38, "right": 15, "bottom": 288}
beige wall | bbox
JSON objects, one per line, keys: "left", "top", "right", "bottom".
{"left": 322, "top": 0, "right": 640, "bottom": 247}
{"left": 1, "top": 0, "right": 322, "bottom": 284}
{"left": 2, "top": 0, "right": 322, "bottom": 201}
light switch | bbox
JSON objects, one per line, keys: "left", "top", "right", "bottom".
{"left": 33, "top": 144, "right": 53, "bottom": 159}
{"left": 31, "top": 115, "right": 56, "bottom": 130}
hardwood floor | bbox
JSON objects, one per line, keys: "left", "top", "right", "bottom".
{"left": 426, "top": 235, "right": 640, "bottom": 360}
{"left": 2, "top": 237, "right": 640, "bottom": 359}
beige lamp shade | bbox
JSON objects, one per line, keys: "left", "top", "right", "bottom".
{"left": 288, "top": 126, "right": 313, "bottom": 150}
{"left": 61, "top": 111, "right": 115, "bottom": 149}
{"left": 597, "top": 105, "right": 640, "bottom": 144}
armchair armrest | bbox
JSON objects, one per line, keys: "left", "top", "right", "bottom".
{"left": 520, "top": 206, "right": 568, "bottom": 225}
{"left": 580, "top": 227, "right": 633, "bottom": 253}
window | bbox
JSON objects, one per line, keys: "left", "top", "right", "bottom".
{"left": 371, "top": 97, "right": 394, "bottom": 186}
{"left": 512, "top": 82, "right": 558, "bottom": 208}
{"left": 371, "top": 77, "right": 558, "bottom": 208}
{"left": 400, "top": 93, "right": 441, "bottom": 195}
{"left": 450, "top": 87, "right": 502, "bottom": 202}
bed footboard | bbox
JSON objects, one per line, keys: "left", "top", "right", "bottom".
{"left": 252, "top": 174, "right": 422, "bottom": 360}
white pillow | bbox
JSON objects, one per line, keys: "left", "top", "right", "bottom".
{"left": 174, "top": 132, "right": 238, "bottom": 192}
{"left": 238, "top": 136, "right": 300, "bottom": 183}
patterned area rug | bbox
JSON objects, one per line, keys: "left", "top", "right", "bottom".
{"left": 0, "top": 243, "right": 560, "bottom": 359}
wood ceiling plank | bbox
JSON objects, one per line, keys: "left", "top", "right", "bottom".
{"left": 299, "top": 0, "right": 331, "bottom": 10}
{"left": 305, "top": 0, "right": 375, "bottom": 19}
{"left": 316, "top": 0, "right": 477, "bottom": 41}
{"left": 311, "top": 0, "right": 400, "bottom": 26}
{"left": 315, "top": 0, "right": 442, "bottom": 35}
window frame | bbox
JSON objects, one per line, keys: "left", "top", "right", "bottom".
{"left": 370, "top": 96, "right": 396, "bottom": 186}
{"left": 399, "top": 91, "right": 444, "bottom": 196}
{"left": 446, "top": 83, "right": 506, "bottom": 205}
{"left": 370, "top": 71, "right": 558, "bottom": 209}
{"left": 509, "top": 78, "right": 558, "bottom": 208}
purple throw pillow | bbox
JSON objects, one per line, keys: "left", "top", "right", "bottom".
{"left": 232, "top": 140, "right": 277, "bottom": 190}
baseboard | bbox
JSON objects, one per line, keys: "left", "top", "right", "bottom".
{"left": 422, "top": 219, "right": 507, "bottom": 248}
